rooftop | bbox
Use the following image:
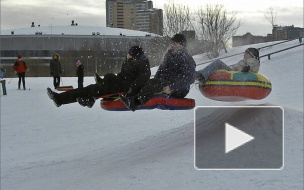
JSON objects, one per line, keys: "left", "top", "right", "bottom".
{"left": 0, "top": 25, "right": 159, "bottom": 37}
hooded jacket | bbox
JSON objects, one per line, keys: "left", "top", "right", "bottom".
{"left": 50, "top": 54, "right": 62, "bottom": 77}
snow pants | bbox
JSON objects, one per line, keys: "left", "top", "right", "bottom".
{"left": 135, "top": 78, "right": 188, "bottom": 106}
{"left": 53, "top": 76, "right": 60, "bottom": 89}
{"left": 197, "top": 59, "right": 232, "bottom": 80}
{"left": 17, "top": 72, "right": 26, "bottom": 89}
{"left": 78, "top": 76, "right": 84, "bottom": 88}
{"left": 57, "top": 73, "right": 124, "bottom": 105}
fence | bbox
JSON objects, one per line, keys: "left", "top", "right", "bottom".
{"left": 0, "top": 35, "right": 170, "bottom": 77}
{"left": 0, "top": 35, "right": 207, "bottom": 77}
{"left": 196, "top": 39, "right": 300, "bottom": 66}
{"left": 259, "top": 43, "right": 304, "bottom": 60}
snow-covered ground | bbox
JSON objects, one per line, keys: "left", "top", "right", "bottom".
{"left": 1, "top": 40, "right": 303, "bottom": 190}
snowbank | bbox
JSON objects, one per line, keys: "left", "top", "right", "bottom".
{"left": 1, "top": 40, "right": 303, "bottom": 190}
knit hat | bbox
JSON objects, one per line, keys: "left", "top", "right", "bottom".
{"left": 171, "top": 34, "right": 187, "bottom": 46}
{"left": 17, "top": 55, "right": 22, "bottom": 59}
{"left": 245, "top": 48, "right": 259, "bottom": 60}
{"left": 128, "top": 46, "right": 143, "bottom": 57}
{"left": 76, "top": 60, "right": 82, "bottom": 67}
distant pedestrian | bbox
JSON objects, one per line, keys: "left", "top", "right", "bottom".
{"left": 76, "top": 60, "right": 84, "bottom": 88}
{"left": 50, "top": 53, "right": 62, "bottom": 89}
{"left": 299, "top": 37, "right": 303, "bottom": 44}
{"left": 13, "top": 55, "right": 29, "bottom": 90}
{"left": 0, "top": 67, "right": 6, "bottom": 79}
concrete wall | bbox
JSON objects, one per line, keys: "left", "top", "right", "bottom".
{"left": 232, "top": 33, "right": 272, "bottom": 47}
{"left": 0, "top": 35, "right": 170, "bottom": 77}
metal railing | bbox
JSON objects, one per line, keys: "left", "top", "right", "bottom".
{"left": 257, "top": 40, "right": 289, "bottom": 50}
{"left": 259, "top": 43, "right": 303, "bottom": 60}
{"left": 196, "top": 39, "right": 297, "bottom": 66}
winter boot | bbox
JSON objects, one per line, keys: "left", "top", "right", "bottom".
{"left": 47, "top": 87, "right": 62, "bottom": 107}
{"left": 196, "top": 72, "right": 206, "bottom": 85}
{"left": 94, "top": 72, "right": 103, "bottom": 84}
{"left": 77, "top": 97, "right": 86, "bottom": 107}
{"left": 119, "top": 94, "right": 137, "bottom": 111}
{"left": 77, "top": 97, "right": 95, "bottom": 108}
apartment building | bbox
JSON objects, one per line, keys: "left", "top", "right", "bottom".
{"left": 272, "top": 25, "right": 304, "bottom": 41}
{"left": 106, "top": 0, "right": 163, "bottom": 35}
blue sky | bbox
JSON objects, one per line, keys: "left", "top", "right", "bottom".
{"left": 1, "top": 0, "right": 303, "bottom": 36}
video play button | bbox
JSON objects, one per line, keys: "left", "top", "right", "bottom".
{"left": 225, "top": 123, "right": 254, "bottom": 153}
{"left": 195, "top": 106, "right": 283, "bottom": 170}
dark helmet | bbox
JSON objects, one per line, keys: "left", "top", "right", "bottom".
{"left": 171, "top": 33, "right": 187, "bottom": 47}
{"left": 245, "top": 48, "right": 259, "bottom": 60}
{"left": 128, "top": 46, "right": 144, "bottom": 57}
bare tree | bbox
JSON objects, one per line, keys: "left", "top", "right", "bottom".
{"left": 196, "top": 4, "right": 240, "bottom": 58}
{"left": 264, "top": 7, "right": 277, "bottom": 27}
{"left": 163, "top": 0, "right": 194, "bottom": 37}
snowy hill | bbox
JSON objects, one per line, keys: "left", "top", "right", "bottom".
{"left": 1, "top": 40, "right": 303, "bottom": 190}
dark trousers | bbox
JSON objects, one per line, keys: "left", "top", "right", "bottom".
{"left": 135, "top": 79, "right": 188, "bottom": 106}
{"left": 17, "top": 72, "right": 26, "bottom": 89}
{"left": 197, "top": 59, "right": 232, "bottom": 80}
{"left": 58, "top": 73, "right": 123, "bottom": 105}
{"left": 78, "top": 77, "right": 84, "bottom": 88}
{"left": 53, "top": 76, "right": 60, "bottom": 89}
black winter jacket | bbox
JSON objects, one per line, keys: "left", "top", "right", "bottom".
{"left": 154, "top": 48, "right": 196, "bottom": 96}
{"left": 117, "top": 54, "right": 151, "bottom": 94}
{"left": 77, "top": 65, "right": 84, "bottom": 77}
{"left": 50, "top": 59, "right": 62, "bottom": 77}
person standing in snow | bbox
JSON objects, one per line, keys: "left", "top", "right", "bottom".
{"left": 0, "top": 67, "right": 6, "bottom": 79}
{"left": 120, "top": 33, "right": 196, "bottom": 111}
{"left": 76, "top": 60, "right": 84, "bottom": 88}
{"left": 13, "top": 55, "right": 29, "bottom": 90}
{"left": 50, "top": 53, "right": 62, "bottom": 89}
{"left": 196, "top": 48, "right": 260, "bottom": 83}
{"left": 47, "top": 46, "right": 151, "bottom": 108}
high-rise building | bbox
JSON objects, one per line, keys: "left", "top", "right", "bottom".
{"left": 106, "top": 0, "right": 163, "bottom": 35}
{"left": 272, "top": 25, "right": 304, "bottom": 41}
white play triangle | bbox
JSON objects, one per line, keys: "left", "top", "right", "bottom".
{"left": 225, "top": 123, "right": 255, "bottom": 154}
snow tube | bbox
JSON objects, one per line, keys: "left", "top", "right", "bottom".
{"left": 100, "top": 94, "right": 195, "bottom": 111}
{"left": 56, "top": 86, "right": 73, "bottom": 91}
{"left": 199, "top": 70, "right": 272, "bottom": 101}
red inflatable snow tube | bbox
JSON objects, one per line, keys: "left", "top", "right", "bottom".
{"left": 56, "top": 86, "right": 73, "bottom": 91}
{"left": 100, "top": 94, "right": 195, "bottom": 111}
{"left": 199, "top": 70, "right": 272, "bottom": 101}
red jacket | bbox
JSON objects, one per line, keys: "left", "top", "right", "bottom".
{"left": 13, "top": 60, "right": 28, "bottom": 73}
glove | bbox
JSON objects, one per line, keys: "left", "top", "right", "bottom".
{"left": 241, "top": 65, "right": 250, "bottom": 72}
{"left": 163, "top": 86, "right": 172, "bottom": 94}
{"left": 126, "top": 88, "right": 135, "bottom": 96}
